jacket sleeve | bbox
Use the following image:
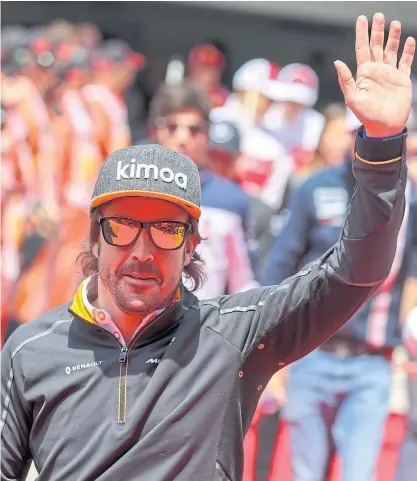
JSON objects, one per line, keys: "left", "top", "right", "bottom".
{"left": 217, "top": 128, "right": 408, "bottom": 370}
{"left": 1, "top": 336, "right": 32, "bottom": 481}
{"left": 262, "top": 179, "right": 313, "bottom": 285}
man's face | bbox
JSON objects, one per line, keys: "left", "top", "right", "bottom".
{"left": 96, "top": 197, "right": 196, "bottom": 316}
{"left": 189, "top": 65, "right": 221, "bottom": 89}
{"left": 152, "top": 108, "right": 209, "bottom": 165}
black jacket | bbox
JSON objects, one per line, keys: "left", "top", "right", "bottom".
{"left": 1, "top": 129, "right": 408, "bottom": 480}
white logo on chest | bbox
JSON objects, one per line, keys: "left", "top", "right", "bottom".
{"left": 116, "top": 159, "right": 188, "bottom": 190}
{"left": 65, "top": 361, "right": 103, "bottom": 375}
{"left": 146, "top": 358, "right": 162, "bottom": 364}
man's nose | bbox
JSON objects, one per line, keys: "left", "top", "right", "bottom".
{"left": 130, "top": 228, "right": 155, "bottom": 263}
{"left": 174, "top": 126, "right": 191, "bottom": 143}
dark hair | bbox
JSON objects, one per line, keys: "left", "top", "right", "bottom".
{"left": 148, "top": 81, "right": 211, "bottom": 126}
{"left": 76, "top": 209, "right": 207, "bottom": 292}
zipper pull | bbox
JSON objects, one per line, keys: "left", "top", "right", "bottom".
{"left": 119, "top": 346, "right": 128, "bottom": 363}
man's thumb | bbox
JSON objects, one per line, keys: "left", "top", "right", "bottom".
{"left": 334, "top": 60, "right": 355, "bottom": 103}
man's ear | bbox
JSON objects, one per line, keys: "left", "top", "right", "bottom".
{"left": 183, "top": 235, "right": 198, "bottom": 267}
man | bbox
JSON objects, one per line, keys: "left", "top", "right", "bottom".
{"left": 82, "top": 39, "right": 145, "bottom": 157}
{"left": 147, "top": 82, "right": 257, "bottom": 298}
{"left": 207, "top": 119, "right": 288, "bottom": 280}
{"left": 1, "top": 14, "right": 415, "bottom": 481}
{"left": 188, "top": 44, "right": 230, "bottom": 109}
{"left": 263, "top": 62, "right": 326, "bottom": 171}
{"left": 210, "top": 57, "right": 293, "bottom": 214}
{"left": 262, "top": 35, "right": 417, "bottom": 481}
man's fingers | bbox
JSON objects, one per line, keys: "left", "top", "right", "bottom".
{"left": 384, "top": 20, "right": 401, "bottom": 66}
{"left": 334, "top": 61, "right": 356, "bottom": 103}
{"left": 399, "top": 36, "right": 416, "bottom": 76}
{"left": 369, "top": 13, "right": 385, "bottom": 62}
{"left": 355, "top": 15, "right": 371, "bottom": 66}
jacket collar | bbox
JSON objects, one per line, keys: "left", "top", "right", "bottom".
{"left": 68, "top": 276, "right": 199, "bottom": 343}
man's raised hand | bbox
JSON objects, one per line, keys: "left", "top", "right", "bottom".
{"left": 335, "top": 13, "right": 415, "bottom": 138}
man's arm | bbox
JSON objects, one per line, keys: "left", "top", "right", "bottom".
{"left": 1, "top": 338, "right": 32, "bottom": 480}
{"left": 262, "top": 180, "right": 313, "bottom": 285}
{"left": 210, "top": 14, "right": 415, "bottom": 374}
{"left": 217, "top": 129, "right": 407, "bottom": 368}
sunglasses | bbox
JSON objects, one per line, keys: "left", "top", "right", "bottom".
{"left": 156, "top": 118, "right": 208, "bottom": 137}
{"left": 99, "top": 217, "right": 191, "bottom": 250}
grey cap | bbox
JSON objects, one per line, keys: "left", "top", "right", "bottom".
{"left": 91, "top": 144, "right": 201, "bottom": 219}
{"left": 208, "top": 121, "right": 240, "bottom": 156}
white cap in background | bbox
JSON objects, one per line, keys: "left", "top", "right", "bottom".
{"left": 232, "top": 58, "right": 281, "bottom": 100}
{"left": 268, "top": 63, "right": 319, "bottom": 107}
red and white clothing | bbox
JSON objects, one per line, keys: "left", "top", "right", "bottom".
{"left": 184, "top": 207, "right": 258, "bottom": 300}
{"left": 264, "top": 104, "right": 325, "bottom": 170}
{"left": 263, "top": 63, "right": 326, "bottom": 171}
{"left": 211, "top": 95, "right": 293, "bottom": 211}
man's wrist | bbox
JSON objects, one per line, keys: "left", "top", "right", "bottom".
{"left": 355, "top": 126, "right": 405, "bottom": 164}
{"left": 363, "top": 127, "right": 404, "bottom": 139}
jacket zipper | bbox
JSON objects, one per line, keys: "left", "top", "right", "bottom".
{"left": 118, "top": 346, "right": 128, "bottom": 424}
{"left": 115, "top": 309, "right": 178, "bottom": 426}
{"left": 78, "top": 319, "right": 128, "bottom": 426}
{"left": 74, "top": 307, "right": 179, "bottom": 426}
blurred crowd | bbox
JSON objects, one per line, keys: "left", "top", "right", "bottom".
{"left": 2, "top": 19, "right": 417, "bottom": 481}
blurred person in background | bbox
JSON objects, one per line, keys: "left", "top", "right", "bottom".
{"left": 188, "top": 43, "right": 230, "bottom": 109}
{"left": 0, "top": 103, "right": 32, "bottom": 342}
{"left": 47, "top": 18, "right": 78, "bottom": 46}
{"left": 1, "top": 28, "right": 61, "bottom": 340}
{"left": 297, "top": 102, "right": 352, "bottom": 181}
{"left": 207, "top": 119, "right": 288, "bottom": 279}
{"left": 264, "top": 62, "right": 326, "bottom": 172}
{"left": 76, "top": 22, "right": 103, "bottom": 51}
{"left": 1, "top": 28, "right": 57, "bottom": 211}
{"left": 42, "top": 46, "right": 106, "bottom": 317}
{"left": 211, "top": 58, "right": 293, "bottom": 214}
{"left": 147, "top": 82, "right": 257, "bottom": 299}
{"left": 262, "top": 106, "right": 417, "bottom": 481}
{"left": 242, "top": 103, "right": 350, "bottom": 481}
{"left": 394, "top": 108, "right": 417, "bottom": 481}
{"left": 54, "top": 45, "right": 102, "bottom": 207}
{"left": 82, "top": 39, "right": 145, "bottom": 157}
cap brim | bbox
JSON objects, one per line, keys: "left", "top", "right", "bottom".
{"left": 91, "top": 190, "right": 201, "bottom": 219}
{"left": 267, "top": 82, "right": 317, "bottom": 106}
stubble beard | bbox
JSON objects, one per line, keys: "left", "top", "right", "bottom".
{"left": 98, "top": 263, "right": 184, "bottom": 316}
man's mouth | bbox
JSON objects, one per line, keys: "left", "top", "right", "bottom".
{"left": 123, "top": 274, "right": 159, "bottom": 283}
